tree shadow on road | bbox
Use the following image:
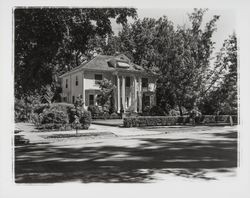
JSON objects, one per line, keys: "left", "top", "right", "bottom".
{"left": 15, "top": 131, "right": 237, "bottom": 183}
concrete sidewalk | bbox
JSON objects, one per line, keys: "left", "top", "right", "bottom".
{"left": 92, "top": 119, "right": 123, "bottom": 127}
{"left": 15, "top": 122, "right": 166, "bottom": 144}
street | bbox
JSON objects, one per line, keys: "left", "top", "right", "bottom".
{"left": 15, "top": 123, "right": 238, "bottom": 183}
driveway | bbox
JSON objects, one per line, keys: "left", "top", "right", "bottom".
{"left": 15, "top": 123, "right": 238, "bottom": 183}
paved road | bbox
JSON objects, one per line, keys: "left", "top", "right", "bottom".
{"left": 15, "top": 123, "right": 238, "bottom": 183}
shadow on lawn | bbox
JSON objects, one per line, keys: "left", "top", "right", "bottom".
{"left": 15, "top": 131, "right": 237, "bottom": 183}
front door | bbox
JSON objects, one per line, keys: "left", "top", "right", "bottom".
{"left": 142, "top": 94, "right": 150, "bottom": 110}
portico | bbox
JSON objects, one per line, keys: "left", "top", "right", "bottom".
{"left": 115, "top": 74, "right": 142, "bottom": 113}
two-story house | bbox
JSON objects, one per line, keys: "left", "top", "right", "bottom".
{"left": 59, "top": 54, "right": 157, "bottom": 113}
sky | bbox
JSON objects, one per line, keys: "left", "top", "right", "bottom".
{"left": 112, "top": 8, "right": 236, "bottom": 56}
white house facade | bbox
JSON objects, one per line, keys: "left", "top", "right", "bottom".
{"left": 59, "top": 54, "right": 157, "bottom": 113}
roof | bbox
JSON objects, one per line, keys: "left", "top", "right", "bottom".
{"left": 59, "top": 54, "right": 156, "bottom": 78}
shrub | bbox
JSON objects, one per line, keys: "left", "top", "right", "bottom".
{"left": 49, "top": 102, "right": 74, "bottom": 113}
{"left": 79, "top": 110, "right": 92, "bottom": 129}
{"left": 33, "top": 103, "right": 50, "bottom": 114}
{"left": 149, "top": 106, "right": 166, "bottom": 116}
{"left": 124, "top": 116, "right": 181, "bottom": 127}
{"left": 40, "top": 109, "right": 69, "bottom": 124}
{"left": 87, "top": 105, "right": 101, "bottom": 117}
{"left": 110, "top": 112, "right": 118, "bottom": 119}
{"left": 168, "top": 109, "right": 180, "bottom": 116}
{"left": 30, "top": 113, "right": 41, "bottom": 126}
{"left": 123, "top": 115, "right": 238, "bottom": 127}
{"left": 15, "top": 98, "right": 30, "bottom": 122}
{"left": 142, "top": 106, "right": 151, "bottom": 116}
{"left": 69, "top": 107, "right": 91, "bottom": 129}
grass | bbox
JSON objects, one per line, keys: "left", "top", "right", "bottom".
{"left": 44, "top": 132, "right": 116, "bottom": 139}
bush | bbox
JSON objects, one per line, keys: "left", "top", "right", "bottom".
{"left": 92, "top": 112, "right": 122, "bottom": 120}
{"left": 168, "top": 109, "right": 180, "bottom": 116}
{"left": 123, "top": 115, "right": 238, "bottom": 127}
{"left": 40, "top": 109, "right": 69, "bottom": 124}
{"left": 149, "top": 106, "right": 166, "bottom": 116}
{"left": 69, "top": 107, "right": 92, "bottom": 129}
{"left": 15, "top": 98, "right": 30, "bottom": 122}
{"left": 87, "top": 105, "right": 101, "bottom": 116}
{"left": 79, "top": 110, "right": 92, "bottom": 129}
{"left": 33, "top": 103, "right": 50, "bottom": 114}
{"left": 142, "top": 106, "right": 151, "bottom": 116}
{"left": 49, "top": 102, "right": 74, "bottom": 113}
{"left": 124, "top": 116, "right": 181, "bottom": 127}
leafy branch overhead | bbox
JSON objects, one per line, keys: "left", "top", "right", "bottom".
{"left": 15, "top": 8, "right": 137, "bottom": 97}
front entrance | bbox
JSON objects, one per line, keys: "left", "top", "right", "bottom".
{"left": 142, "top": 94, "right": 150, "bottom": 111}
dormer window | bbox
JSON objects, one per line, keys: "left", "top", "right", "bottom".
{"left": 117, "top": 61, "right": 130, "bottom": 68}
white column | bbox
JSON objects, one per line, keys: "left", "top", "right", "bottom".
{"left": 122, "top": 76, "right": 126, "bottom": 111}
{"left": 138, "top": 77, "right": 142, "bottom": 113}
{"left": 113, "top": 75, "right": 117, "bottom": 112}
{"left": 133, "top": 76, "right": 137, "bottom": 112}
{"left": 82, "top": 71, "right": 86, "bottom": 108}
{"left": 117, "top": 75, "right": 120, "bottom": 113}
{"left": 70, "top": 74, "right": 72, "bottom": 103}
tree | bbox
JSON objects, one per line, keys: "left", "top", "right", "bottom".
{"left": 15, "top": 8, "right": 137, "bottom": 98}
{"left": 96, "top": 79, "right": 116, "bottom": 113}
{"left": 109, "top": 9, "right": 220, "bottom": 115}
{"left": 200, "top": 33, "right": 237, "bottom": 115}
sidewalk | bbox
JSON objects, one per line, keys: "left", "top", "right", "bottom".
{"left": 15, "top": 122, "right": 166, "bottom": 144}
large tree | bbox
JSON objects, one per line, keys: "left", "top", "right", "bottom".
{"left": 199, "top": 33, "right": 237, "bottom": 115}
{"left": 15, "top": 8, "right": 137, "bottom": 98}
{"left": 103, "top": 9, "right": 220, "bottom": 115}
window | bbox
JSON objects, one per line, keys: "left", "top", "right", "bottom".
{"left": 142, "top": 78, "right": 148, "bottom": 88}
{"left": 125, "top": 76, "right": 130, "bottom": 87}
{"left": 75, "top": 76, "right": 78, "bottom": 86}
{"left": 89, "top": 94, "right": 94, "bottom": 105}
{"left": 96, "top": 94, "right": 101, "bottom": 106}
{"left": 95, "top": 74, "right": 102, "bottom": 84}
{"left": 72, "top": 96, "right": 75, "bottom": 103}
{"left": 126, "top": 97, "right": 129, "bottom": 108}
{"left": 117, "top": 61, "right": 130, "bottom": 68}
{"left": 66, "top": 79, "right": 68, "bottom": 88}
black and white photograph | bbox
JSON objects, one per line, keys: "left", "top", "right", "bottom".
{"left": 1, "top": 0, "right": 250, "bottom": 198}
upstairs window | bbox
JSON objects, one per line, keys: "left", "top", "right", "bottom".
{"left": 75, "top": 76, "right": 78, "bottom": 86}
{"left": 95, "top": 74, "right": 103, "bottom": 84}
{"left": 125, "top": 76, "right": 130, "bottom": 87}
{"left": 66, "top": 79, "right": 68, "bottom": 88}
{"left": 142, "top": 78, "right": 148, "bottom": 88}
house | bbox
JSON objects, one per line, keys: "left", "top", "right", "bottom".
{"left": 59, "top": 54, "right": 157, "bottom": 113}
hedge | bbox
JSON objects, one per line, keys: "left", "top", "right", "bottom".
{"left": 34, "top": 103, "right": 91, "bottom": 130}
{"left": 92, "top": 113, "right": 122, "bottom": 120}
{"left": 123, "top": 115, "right": 238, "bottom": 128}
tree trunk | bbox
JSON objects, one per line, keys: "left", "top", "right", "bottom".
{"left": 178, "top": 104, "right": 183, "bottom": 116}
